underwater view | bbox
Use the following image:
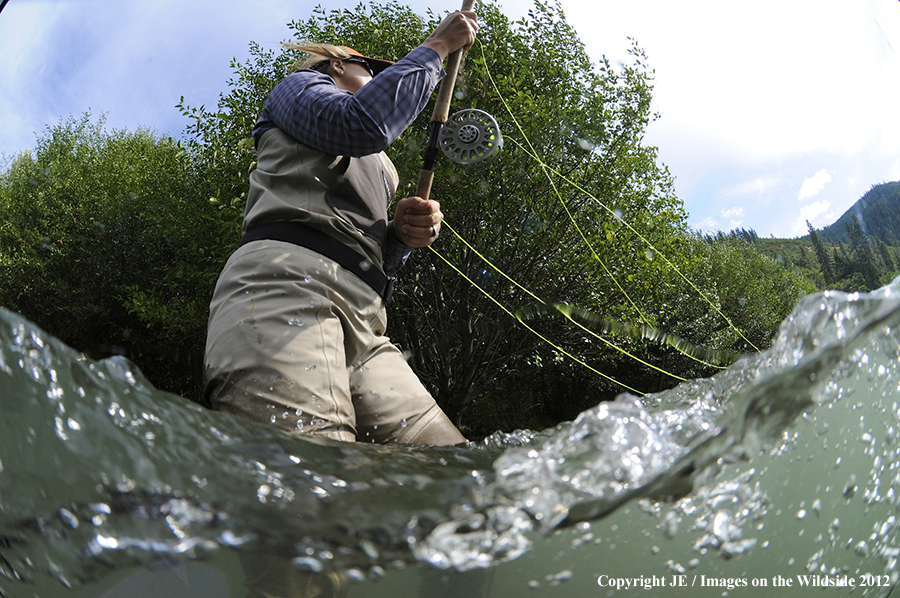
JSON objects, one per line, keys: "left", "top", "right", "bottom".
{"left": 3, "top": 279, "right": 900, "bottom": 597}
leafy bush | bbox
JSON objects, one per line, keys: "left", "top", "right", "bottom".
{"left": 0, "top": 115, "right": 220, "bottom": 398}
{"left": 0, "top": 2, "right": 822, "bottom": 436}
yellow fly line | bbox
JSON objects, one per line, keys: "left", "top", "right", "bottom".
{"left": 416, "top": 38, "right": 762, "bottom": 394}
{"left": 427, "top": 243, "right": 646, "bottom": 395}
{"left": 473, "top": 40, "right": 761, "bottom": 354}
{"left": 438, "top": 219, "right": 691, "bottom": 381}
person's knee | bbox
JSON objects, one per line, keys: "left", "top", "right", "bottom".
{"left": 204, "top": 368, "right": 357, "bottom": 440}
{"left": 405, "top": 410, "right": 466, "bottom": 446}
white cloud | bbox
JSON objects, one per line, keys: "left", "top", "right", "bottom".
{"left": 799, "top": 200, "right": 831, "bottom": 222}
{"left": 790, "top": 199, "right": 834, "bottom": 236}
{"left": 753, "top": 177, "right": 776, "bottom": 195}
{"left": 889, "top": 156, "right": 900, "bottom": 183}
{"left": 719, "top": 206, "right": 744, "bottom": 229}
{"left": 722, "top": 177, "right": 781, "bottom": 198}
{"left": 798, "top": 169, "right": 832, "bottom": 202}
{"left": 693, "top": 217, "right": 719, "bottom": 231}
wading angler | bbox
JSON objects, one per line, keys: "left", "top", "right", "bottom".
{"left": 203, "top": 9, "right": 479, "bottom": 446}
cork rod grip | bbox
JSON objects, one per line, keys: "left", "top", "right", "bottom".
{"left": 416, "top": 169, "right": 435, "bottom": 201}
{"left": 416, "top": 0, "right": 476, "bottom": 200}
{"left": 431, "top": 0, "right": 475, "bottom": 125}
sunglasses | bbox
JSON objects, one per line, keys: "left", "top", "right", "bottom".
{"left": 342, "top": 57, "right": 375, "bottom": 77}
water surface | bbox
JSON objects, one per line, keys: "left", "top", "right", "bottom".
{"left": 2, "top": 281, "right": 900, "bottom": 597}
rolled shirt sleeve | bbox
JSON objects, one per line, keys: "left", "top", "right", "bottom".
{"left": 253, "top": 46, "right": 444, "bottom": 156}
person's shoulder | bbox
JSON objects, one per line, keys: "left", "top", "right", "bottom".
{"left": 272, "top": 69, "right": 337, "bottom": 95}
{"left": 284, "top": 68, "right": 329, "bottom": 82}
{"left": 390, "top": 46, "right": 443, "bottom": 77}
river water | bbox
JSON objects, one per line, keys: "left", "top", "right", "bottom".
{"left": 2, "top": 281, "right": 900, "bottom": 597}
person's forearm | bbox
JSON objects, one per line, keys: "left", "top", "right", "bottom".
{"left": 384, "top": 224, "right": 414, "bottom": 277}
{"left": 257, "top": 46, "right": 444, "bottom": 156}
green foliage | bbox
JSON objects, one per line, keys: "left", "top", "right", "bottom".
{"left": 671, "top": 236, "right": 815, "bottom": 351}
{"left": 766, "top": 211, "right": 900, "bottom": 295}
{"left": 0, "top": 114, "right": 217, "bottom": 398}
{"left": 0, "top": 1, "right": 832, "bottom": 437}
{"left": 181, "top": 0, "right": 806, "bottom": 431}
{"left": 366, "top": 1, "right": 695, "bottom": 424}
{"left": 176, "top": 44, "right": 296, "bottom": 245}
{"left": 288, "top": 1, "right": 429, "bottom": 63}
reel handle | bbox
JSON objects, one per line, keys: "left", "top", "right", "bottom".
{"left": 416, "top": 0, "right": 476, "bottom": 200}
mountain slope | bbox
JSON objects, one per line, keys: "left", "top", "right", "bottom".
{"left": 818, "top": 181, "right": 900, "bottom": 244}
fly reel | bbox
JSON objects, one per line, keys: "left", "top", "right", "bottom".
{"left": 439, "top": 109, "right": 503, "bottom": 168}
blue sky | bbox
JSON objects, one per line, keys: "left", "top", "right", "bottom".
{"left": 1, "top": 0, "right": 898, "bottom": 238}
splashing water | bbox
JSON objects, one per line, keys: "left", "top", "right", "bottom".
{"left": 3, "top": 280, "right": 900, "bottom": 597}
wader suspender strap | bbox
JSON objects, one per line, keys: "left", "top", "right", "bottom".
{"left": 240, "top": 221, "right": 394, "bottom": 302}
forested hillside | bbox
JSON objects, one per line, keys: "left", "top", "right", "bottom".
{"left": 819, "top": 181, "right": 900, "bottom": 245}
{"left": 709, "top": 180, "right": 900, "bottom": 297}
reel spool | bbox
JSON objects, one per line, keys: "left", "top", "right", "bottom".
{"left": 439, "top": 109, "right": 503, "bottom": 168}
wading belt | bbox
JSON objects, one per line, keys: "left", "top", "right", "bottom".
{"left": 240, "top": 221, "right": 394, "bottom": 302}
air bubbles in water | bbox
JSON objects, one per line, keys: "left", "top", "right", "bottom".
{"left": 5, "top": 280, "right": 900, "bottom": 591}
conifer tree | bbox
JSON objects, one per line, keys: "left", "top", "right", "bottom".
{"left": 807, "top": 220, "right": 834, "bottom": 283}
{"left": 877, "top": 238, "right": 896, "bottom": 276}
{"left": 846, "top": 212, "right": 879, "bottom": 288}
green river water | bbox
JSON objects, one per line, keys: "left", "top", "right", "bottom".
{"left": 2, "top": 281, "right": 900, "bottom": 597}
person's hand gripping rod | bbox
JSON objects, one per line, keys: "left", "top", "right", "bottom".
{"left": 416, "top": 0, "right": 477, "bottom": 202}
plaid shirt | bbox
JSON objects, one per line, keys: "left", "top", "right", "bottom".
{"left": 253, "top": 46, "right": 443, "bottom": 154}
{"left": 252, "top": 46, "right": 444, "bottom": 276}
